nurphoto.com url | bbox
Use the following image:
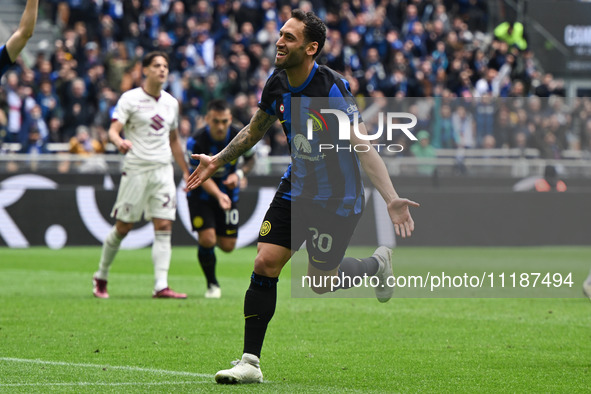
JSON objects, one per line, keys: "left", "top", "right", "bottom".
{"left": 301, "top": 272, "right": 574, "bottom": 293}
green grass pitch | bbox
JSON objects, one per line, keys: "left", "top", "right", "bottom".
{"left": 0, "top": 246, "right": 590, "bottom": 393}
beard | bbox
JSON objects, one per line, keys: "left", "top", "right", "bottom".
{"left": 274, "top": 46, "right": 306, "bottom": 70}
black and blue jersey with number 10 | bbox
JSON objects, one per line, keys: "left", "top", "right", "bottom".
{"left": 187, "top": 124, "right": 252, "bottom": 203}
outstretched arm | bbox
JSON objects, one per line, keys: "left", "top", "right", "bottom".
{"left": 351, "top": 122, "right": 419, "bottom": 238}
{"left": 5, "top": 0, "right": 39, "bottom": 62}
{"left": 186, "top": 109, "right": 276, "bottom": 190}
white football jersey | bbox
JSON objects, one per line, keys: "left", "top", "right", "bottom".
{"left": 113, "top": 87, "right": 179, "bottom": 170}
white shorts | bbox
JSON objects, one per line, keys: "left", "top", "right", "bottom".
{"left": 111, "top": 164, "right": 177, "bottom": 222}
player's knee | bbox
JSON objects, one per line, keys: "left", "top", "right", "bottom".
{"left": 254, "top": 255, "right": 283, "bottom": 277}
{"left": 219, "top": 245, "right": 235, "bottom": 253}
{"left": 218, "top": 240, "right": 236, "bottom": 253}
{"left": 115, "top": 222, "right": 133, "bottom": 237}
{"left": 198, "top": 232, "right": 216, "bottom": 248}
{"left": 153, "top": 221, "right": 172, "bottom": 232}
{"left": 199, "top": 238, "right": 216, "bottom": 249}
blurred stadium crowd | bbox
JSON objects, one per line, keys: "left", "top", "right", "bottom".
{"left": 1, "top": 0, "right": 590, "bottom": 160}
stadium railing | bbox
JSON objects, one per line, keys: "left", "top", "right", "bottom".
{"left": 1, "top": 150, "right": 590, "bottom": 178}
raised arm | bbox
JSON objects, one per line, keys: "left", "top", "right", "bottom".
{"left": 5, "top": 0, "right": 39, "bottom": 62}
{"left": 350, "top": 122, "right": 419, "bottom": 238}
{"left": 186, "top": 109, "right": 276, "bottom": 190}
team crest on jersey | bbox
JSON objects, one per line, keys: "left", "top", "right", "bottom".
{"left": 260, "top": 220, "right": 271, "bottom": 236}
{"left": 150, "top": 114, "right": 164, "bottom": 131}
{"left": 279, "top": 104, "right": 285, "bottom": 113}
{"left": 193, "top": 216, "right": 204, "bottom": 229}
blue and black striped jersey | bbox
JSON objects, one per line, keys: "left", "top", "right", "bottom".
{"left": 0, "top": 45, "right": 15, "bottom": 78}
{"left": 259, "top": 62, "right": 364, "bottom": 217}
{"left": 187, "top": 124, "right": 253, "bottom": 203}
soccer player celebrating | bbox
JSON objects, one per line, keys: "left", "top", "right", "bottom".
{"left": 186, "top": 99, "right": 255, "bottom": 299}
{"left": 187, "top": 10, "right": 419, "bottom": 383}
{"left": 92, "top": 51, "right": 189, "bottom": 299}
{"left": 0, "top": 0, "right": 39, "bottom": 78}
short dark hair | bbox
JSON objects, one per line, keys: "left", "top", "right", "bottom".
{"left": 207, "top": 99, "right": 230, "bottom": 113}
{"left": 142, "top": 51, "right": 169, "bottom": 68}
{"left": 291, "top": 9, "right": 326, "bottom": 58}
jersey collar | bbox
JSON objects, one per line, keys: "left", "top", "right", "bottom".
{"left": 141, "top": 87, "right": 161, "bottom": 101}
{"left": 288, "top": 62, "right": 318, "bottom": 93}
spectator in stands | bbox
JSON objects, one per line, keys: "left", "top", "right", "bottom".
{"left": 410, "top": 130, "right": 437, "bottom": 176}
{"left": 68, "top": 125, "right": 105, "bottom": 156}
{"left": 494, "top": 21, "right": 527, "bottom": 51}
{"left": 474, "top": 94, "right": 495, "bottom": 147}
{"left": 36, "top": 80, "right": 61, "bottom": 122}
{"left": 3, "top": 71, "right": 25, "bottom": 143}
{"left": 20, "top": 103, "right": 49, "bottom": 146}
{"left": 61, "top": 77, "right": 94, "bottom": 141}
{"left": 3, "top": 0, "right": 590, "bottom": 161}
{"left": 431, "top": 101, "right": 454, "bottom": 149}
{"left": 19, "top": 127, "right": 48, "bottom": 156}
{"left": 452, "top": 105, "right": 476, "bottom": 149}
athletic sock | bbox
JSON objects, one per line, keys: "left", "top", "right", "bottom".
{"left": 337, "top": 256, "right": 379, "bottom": 290}
{"left": 243, "top": 272, "right": 278, "bottom": 358}
{"left": 153, "top": 230, "right": 172, "bottom": 292}
{"left": 198, "top": 245, "right": 218, "bottom": 287}
{"left": 96, "top": 226, "right": 125, "bottom": 279}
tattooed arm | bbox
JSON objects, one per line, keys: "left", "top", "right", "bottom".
{"left": 186, "top": 109, "right": 277, "bottom": 190}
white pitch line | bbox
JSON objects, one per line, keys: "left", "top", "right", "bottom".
{"left": 0, "top": 358, "right": 213, "bottom": 379}
{"left": 0, "top": 381, "right": 210, "bottom": 387}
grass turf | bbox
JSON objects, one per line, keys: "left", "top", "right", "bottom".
{"left": 0, "top": 246, "right": 590, "bottom": 393}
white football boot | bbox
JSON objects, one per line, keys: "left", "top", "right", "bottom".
{"left": 205, "top": 284, "right": 222, "bottom": 299}
{"left": 373, "top": 246, "right": 394, "bottom": 303}
{"left": 215, "top": 353, "right": 263, "bottom": 384}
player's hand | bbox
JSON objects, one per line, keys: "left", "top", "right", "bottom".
{"left": 187, "top": 154, "right": 218, "bottom": 190}
{"left": 387, "top": 197, "right": 420, "bottom": 238}
{"left": 116, "top": 139, "right": 132, "bottom": 154}
{"left": 182, "top": 172, "right": 190, "bottom": 192}
{"left": 217, "top": 193, "right": 232, "bottom": 211}
{"left": 222, "top": 173, "right": 240, "bottom": 190}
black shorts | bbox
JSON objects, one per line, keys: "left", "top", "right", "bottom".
{"left": 258, "top": 193, "right": 362, "bottom": 271}
{"left": 187, "top": 197, "right": 239, "bottom": 238}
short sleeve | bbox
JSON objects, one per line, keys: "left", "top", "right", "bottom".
{"left": 112, "top": 92, "right": 132, "bottom": 124}
{"left": 0, "top": 45, "right": 15, "bottom": 78}
{"left": 328, "top": 78, "right": 360, "bottom": 124}
{"left": 171, "top": 99, "right": 179, "bottom": 130}
{"left": 258, "top": 72, "right": 279, "bottom": 116}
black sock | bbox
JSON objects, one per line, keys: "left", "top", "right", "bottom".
{"left": 337, "top": 257, "right": 379, "bottom": 289}
{"left": 198, "top": 246, "right": 218, "bottom": 287}
{"left": 243, "top": 272, "right": 278, "bottom": 358}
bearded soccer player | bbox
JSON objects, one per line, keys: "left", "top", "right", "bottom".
{"left": 0, "top": 0, "right": 39, "bottom": 78}
{"left": 92, "top": 51, "right": 189, "bottom": 299}
{"left": 187, "top": 10, "right": 419, "bottom": 383}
